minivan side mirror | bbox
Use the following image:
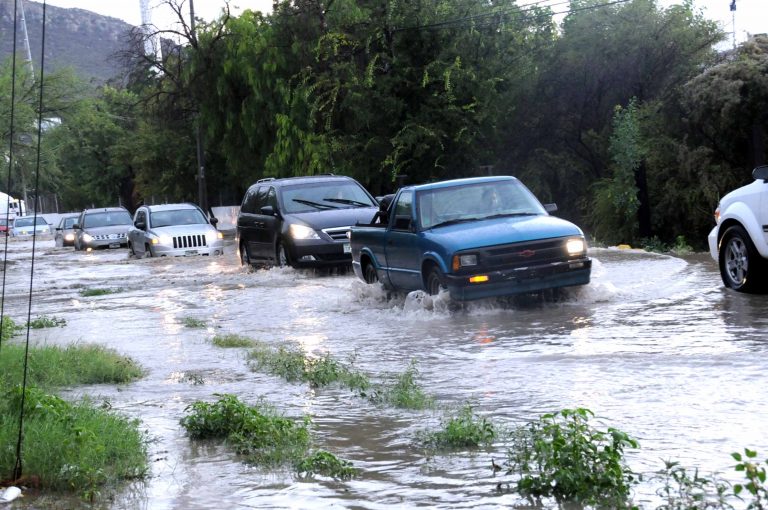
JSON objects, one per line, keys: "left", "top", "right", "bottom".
{"left": 544, "top": 203, "right": 558, "bottom": 213}
{"left": 72, "top": 223, "right": 81, "bottom": 230}
{"left": 134, "top": 220, "right": 146, "bottom": 230}
{"left": 260, "top": 205, "right": 276, "bottom": 216}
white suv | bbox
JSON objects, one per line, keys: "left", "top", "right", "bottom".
{"left": 708, "top": 165, "right": 768, "bottom": 292}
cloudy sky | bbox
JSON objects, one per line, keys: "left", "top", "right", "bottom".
{"left": 41, "top": 0, "right": 766, "bottom": 45}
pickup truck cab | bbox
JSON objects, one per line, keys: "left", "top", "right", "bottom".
{"left": 350, "top": 176, "right": 591, "bottom": 300}
{"left": 708, "top": 165, "right": 768, "bottom": 292}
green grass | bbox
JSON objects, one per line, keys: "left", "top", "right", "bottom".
{"left": 0, "top": 343, "right": 144, "bottom": 388}
{"left": 78, "top": 287, "right": 123, "bottom": 297}
{"left": 182, "top": 317, "right": 207, "bottom": 328}
{"left": 0, "top": 343, "right": 148, "bottom": 499}
{"left": 27, "top": 315, "right": 67, "bottom": 329}
{"left": 0, "top": 386, "right": 148, "bottom": 498}
{"left": 419, "top": 404, "right": 496, "bottom": 448}
{"left": 180, "top": 393, "right": 354, "bottom": 478}
{"left": 247, "top": 343, "right": 369, "bottom": 391}
{"left": 364, "top": 361, "right": 434, "bottom": 410}
{"left": 212, "top": 334, "right": 256, "bottom": 348}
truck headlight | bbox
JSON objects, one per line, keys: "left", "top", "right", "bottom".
{"left": 452, "top": 253, "right": 478, "bottom": 271}
{"left": 566, "top": 238, "right": 586, "bottom": 255}
{"left": 289, "top": 224, "right": 320, "bottom": 240}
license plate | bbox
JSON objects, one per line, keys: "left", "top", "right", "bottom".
{"left": 185, "top": 250, "right": 198, "bottom": 256}
{"left": 343, "top": 243, "right": 351, "bottom": 254}
{"left": 108, "top": 243, "right": 120, "bottom": 249}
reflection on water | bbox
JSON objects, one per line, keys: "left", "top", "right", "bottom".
{"left": 3, "top": 240, "right": 768, "bottom": 509}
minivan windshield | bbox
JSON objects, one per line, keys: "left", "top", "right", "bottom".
{"left": 83, "top": 211, "right": 132, "bottom": 228}
{"left": 418, "top": 179, "right": 546, "bottom": 230}
{"left": 281, "top": 181, "right": 376, "bottom": 214}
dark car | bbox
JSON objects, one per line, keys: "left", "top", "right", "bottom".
{"left": 54, "top": 214, "right": 80, "bottom": 247}
{"left": 74, "top": 207, "right": 133, "bottom": 251}
{"left": 236, "top": 175, "right": 379, "bottom": 268}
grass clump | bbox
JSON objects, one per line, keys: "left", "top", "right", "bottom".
{"left": 248, "top": 343, "right": 369, "bottom": 391}
{"left": 419, "top": 404, "right": 496, "bottom": 449}
{"left": 27, "top": 315, "right": 67, "bottom": 329}
{"left": 78, "top": 287, "right": 123, "bottom": 297}
{"left": 182, "top": 317, "right": 207, "bottom": 328}
{"left": 1, "top": 316, "right": 21, "bottom": 339}
{"left": 504, "top": 408, "right": 638, "bottom": 508}
{"left": 365, "top": 360, "right": 434, "bottom": 410}
{"left": 180, "top": 393, "right": 353, "bottom": 477}
{"left": 0, "top": 386, "right": 148, "bottom": 498}
{"left": 296, "top": 450, "right": 356, "bottom": 480}
{"left": 212, "top": 334, "right": 255, "bottom": 348}
{"left": 0, "top": 343, "right": 144, "bottom": 388}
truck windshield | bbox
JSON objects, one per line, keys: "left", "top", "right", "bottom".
{"left": 418, "top": 179, "right": 546, "bottom": 230}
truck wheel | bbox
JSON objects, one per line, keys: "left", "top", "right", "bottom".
{"left": 363, "top": 262, "right": 378, "bottom": 284}
{"left": 719, "top": 225, "right": 767, "bottom": 293}
{"left": 426, "top": 266, "right": 446, "bottom": 296}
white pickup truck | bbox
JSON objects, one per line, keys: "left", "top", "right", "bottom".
{"left": 708, "top": 165, "right": 768, "bottom": 292}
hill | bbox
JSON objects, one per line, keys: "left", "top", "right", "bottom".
{"left": 0, "top": 0, "right": 133, "bottom": 83}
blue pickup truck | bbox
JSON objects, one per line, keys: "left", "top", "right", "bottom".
{"left": 349, "top": 176, "right": 592, "bottom": 300}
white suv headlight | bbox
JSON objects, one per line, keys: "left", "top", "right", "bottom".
{"left": 289, "top": 224, "right": 320, "bottom": 240}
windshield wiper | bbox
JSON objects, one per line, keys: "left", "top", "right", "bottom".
{"left": 292, "top": 198, "right": 337, "bottom": 209}
{"left": 323, "top": 198, "right": 373, "bottom": 207}
{"left": 483, "top": 212, "right": 539, "bottom": 220}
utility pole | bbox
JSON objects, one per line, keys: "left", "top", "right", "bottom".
{"left": 18, "top": 0, "right": 34, "bottom": 75}
{"left": 189, "top": 0, "right": 209, "bottom": 215}
{"left": 730, "top": 0, "right": 737, "bottom": 50}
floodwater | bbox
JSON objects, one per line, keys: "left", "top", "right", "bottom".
{"left": 2, "top": 236, "right": 767, "bottom": 509}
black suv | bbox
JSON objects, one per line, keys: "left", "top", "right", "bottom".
{"left": 236, "top": 175, "right": 379, "bottom": 268}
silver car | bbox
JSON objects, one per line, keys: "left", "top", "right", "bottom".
{"left": 74, "top": 207, "right": 133, "bottom": 250}
{"left": 128, "top": 203, "right": 224, "bottom": 258}
{"left": 10, "top": 215, "right": 50, "bottom": 237}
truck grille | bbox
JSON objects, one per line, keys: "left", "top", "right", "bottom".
{"left": 322, "top": 226, "right": 351, "bottom": 242}
{"left": 477, "top": 238, "right": 572, "bottom": 270}
{"left": 173, "top": 235, "right": 208, "bottom": 249}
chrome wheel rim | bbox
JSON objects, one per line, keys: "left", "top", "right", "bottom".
{"left": 724, "top": 237, "right": 748, "bottom": 285}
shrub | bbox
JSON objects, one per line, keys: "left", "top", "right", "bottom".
{"left": 420, "top": 404, "right": 496, "bottom": 448}
{"left": 505, "top": 408, "right": 639, "bottom": 508}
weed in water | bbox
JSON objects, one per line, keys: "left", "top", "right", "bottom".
{"left": 365, "top": 360, "right": 434, "bottom": 410}
{"left": 182, "top": 317, "right": 207, "bottom": 328}
{"left": 0, "top": 343, "right": 144, "bottom": 388}
{"left": 180, "top": 393, "right": 316, "bottom": 467}
{"left": 655, "top": 459, "right": 732, "bottom": 510}
{"left": 733, "top": 448, "right": 768, "bottom": 508}
{"left": 212, "top": 334, "right": 255, "bottom": 348}
{"left": 295, "top": 450, "right": 356, "bottom": 480}
{"left": 27, "top": 315, "right": 67, "bottom": 329}
{"left": 505, "top": 408, "right": 639, "bottom": 508}
{"left": 419, "top": 404, "right": 496, "bottom": 449}
{"left": 78, "top": 287, "right": 123, "bottom": 297}
{"left": 0, "top": 386, "right": 148, "bottom": 496}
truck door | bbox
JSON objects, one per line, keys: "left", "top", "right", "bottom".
{"left": 384, "top": 191, "right": 423, "bottom": 290}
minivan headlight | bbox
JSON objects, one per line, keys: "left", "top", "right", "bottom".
{"left": 289, "top": 224, "right": 320, "bottom": 240}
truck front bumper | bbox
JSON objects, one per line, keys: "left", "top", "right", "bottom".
{"left": 444, "top": 258, "right": 592, "bottom": 301}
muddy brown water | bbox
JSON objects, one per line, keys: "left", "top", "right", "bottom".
{"left": 2, "top": 236, "right": 767, "bottom": 509}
